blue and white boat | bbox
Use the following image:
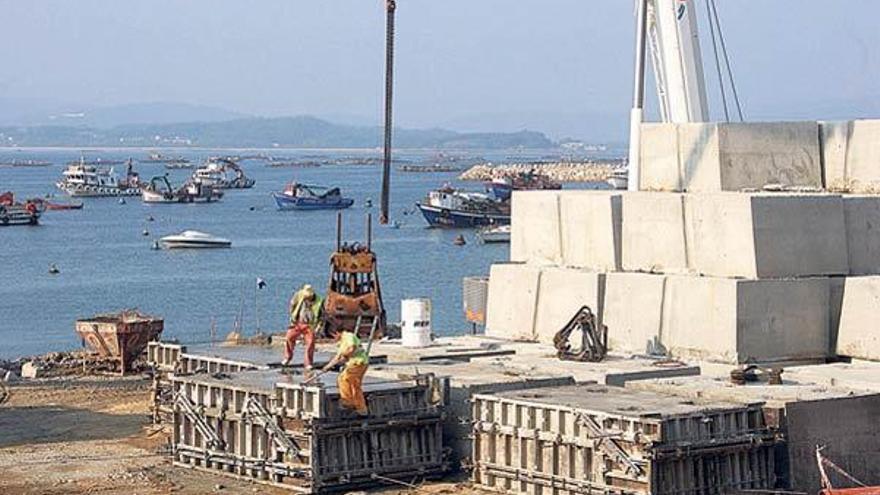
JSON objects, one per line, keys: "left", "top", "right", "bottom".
{"left": 416, "top": 187, "right": 510, "bottom": 228}
{"left": 272, "top": 182, "right": 355, "bottom": 211}
{"left": 485, "top": 170, "right": 561, "bottom": 201}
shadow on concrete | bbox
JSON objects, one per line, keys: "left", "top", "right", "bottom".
{"left": 0, "top": 406, "right": 145, "bottom": 448}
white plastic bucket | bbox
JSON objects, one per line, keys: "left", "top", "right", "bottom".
{"left": 401, "top": 298, "right": 432, "bottom": 348}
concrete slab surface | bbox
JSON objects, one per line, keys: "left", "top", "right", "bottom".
{"left": 836, "top": 276, "right": 880, "bottom": 361}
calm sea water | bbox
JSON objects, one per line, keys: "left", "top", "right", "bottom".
{"left": 0, "top": 147, "right": 619, "bottom": 359}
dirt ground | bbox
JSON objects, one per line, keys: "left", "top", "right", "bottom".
{"left": 0, "top": 375, "right": 476, "bottom": 495}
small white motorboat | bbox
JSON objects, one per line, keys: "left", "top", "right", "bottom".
{"left": 477, "top": 224, "right": 511, "bottom": 243}
{"left": 159, "top": 230, "right": 231, "bottom": 249}
{"left": 606, "top": 169, "right": 629, "bottom": 190}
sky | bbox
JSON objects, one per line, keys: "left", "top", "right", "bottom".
{"left": 1, "top": 0, "right": 879, "bottom": 140}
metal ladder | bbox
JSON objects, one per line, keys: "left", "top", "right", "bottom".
{"left": 174, "top": 392, "right": 224, "bottom": 450}
{"left": 244, "top": 396, "right": 301, "bottom": 457}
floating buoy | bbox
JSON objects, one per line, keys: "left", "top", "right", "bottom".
{"left": 118, "top": 198, "right": 126, "bottom": 205}
{"left": 365, "top": 199, "right": 373, "bottom": 208}
{"left": 391, "top": 221, "right": 401, "bottom": 229}
{"left": 48, "top": 263, "right": 60, "bottom": 274}
{"left": 151, "top": 240, "right": 160, "bottom": 250}
{"left": 146, "top": 215, "right": 155, "bottom": 222}
{"left": 249, "top": 206, "right": 256, "bottom": 211}
{"left": 453, "top": 234, "right": 466, "bottom": 246}
{"left": 142, "top": 229, "right": 150, "bottom": 236}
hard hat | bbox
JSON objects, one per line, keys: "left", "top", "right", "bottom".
{"left": 301, "top": 284, "right": 315, "bottom": 297}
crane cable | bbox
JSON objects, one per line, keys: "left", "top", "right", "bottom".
{"left": 706, "top": 0, "right": 744, "bottom": 122}
{"left": 704, "top": 0, "right": 729, "bottom": 122}
{"left": 380, "top": 0, "right": 396, "bottom": 225}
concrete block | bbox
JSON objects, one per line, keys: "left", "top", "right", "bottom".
{"left": 829, "top": 277, "right": 846, "bottom": 355}
{"left": 510, "top": 191, "right": 561, "bottom": 265}
{"left": 533, "top": 267, "right": 605, "bottom": 345}
{"left": 687, "top": 193, "right": 848, "bottom": 278}
{"left": 819, "top": 120, "right": 850, "bottom": 191}
{"left": 843, "top": 196, "right": 880, "bottom": 275}
{"left": 20, "top": 361, "right": 43, "bottom": 379}
{"left": 661, "top": 276, "right": 830, "bottom": 363}
{"left": 621, "top": 192, "right": 688, "bottom": 273}
{"left": 662, "top": 276, "right": 830, "bottom": 363}
{"left": 485, "top": 263, "right": 541, "bottom": 341}
{"left": 845, "top": 119, "right": 880, "bottom": 193}
{"left": 603, "top": 272, "right": 666, "bottom": 355}
{"left": 640, "top": 122, "right": 823, "bottom": 192}
{"left": 558, "top": 191, "right": 622, "bottom": 271}
{"left": 836, "top": 276, "right": 880, "bottom": 361}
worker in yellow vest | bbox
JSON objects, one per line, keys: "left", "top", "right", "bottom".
{"left": 320, "top": 328, "right": 369, "bottom": 415}
{"left": 283, "top": 284, "right": 323, "bottom": 368}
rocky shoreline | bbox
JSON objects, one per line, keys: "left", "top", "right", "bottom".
{"left": 459, "top": 159, "right": 624, "bottom": 183}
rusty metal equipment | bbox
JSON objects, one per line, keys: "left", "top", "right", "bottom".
{"left": 75, "top": 310, "right": 163, "bottom": 374}
{"left": 552, "top": 305, "right": 607, "bottom": 362}
{"left": 462, "top": 276, "right": 489, "bottom": 334}
{"left": 322, "top": 213, "right": 386, "bottom": 338}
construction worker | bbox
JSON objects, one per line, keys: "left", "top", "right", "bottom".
{"left": 283, "top": 284, "right": 322, "bottom": 368}
{"left": 320, "top": 328, "right": 369, "bottom": 415}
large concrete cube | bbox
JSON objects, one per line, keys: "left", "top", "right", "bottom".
{"left": 485, "top": 263, "right": 541, "bottom": 341}
{"left": 662, "top": 275, "right": 830, "bottom": 363}
{"left": 621, "top": 192, "right": 689, "bottom": 274}
{"left": 639, "top": 122, "right": 823, "bottom": 192}
{"left": 603, "top": 272, "right": 666, "bottom": 355}
{"left": 510, "top": 191, "right": 561, "bottom": 265}
{"left": 559, "top": 191, "right": 622, "bottom": 271}
{"left": 836, "top": 276, "right": 880, "bottom": 361}
{"left": 843, "top": 196, "right": 880, "bottom": 275}
{"left": 687, "top": 193, "right": 849, "bottom": 278}
{"left": 533, "top": 267, "right": 605, "bottom": 345}
{"left": 819, "top": 120, "right": 851, "bottom": 191}
{"left": 844, "top": 120, "right": 880, "bottom": 193}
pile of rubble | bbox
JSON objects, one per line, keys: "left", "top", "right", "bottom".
{"left": 459, "top": 160, "right": 620, "bottom": 182}
{"left": 0, "top": 350, "right": 149, "bottom": 382}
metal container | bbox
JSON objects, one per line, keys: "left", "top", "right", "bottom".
{"left": 401, "top": 298, "right": 432, "bottom": 348}
{"left": 171, "top": 369, "right": 447, "bottom": 493}
{"left": 75, "top": 310, "right": 163, "bottom": 373}
{"left": 472, "top": 384, "right": 779, "bottom": 495}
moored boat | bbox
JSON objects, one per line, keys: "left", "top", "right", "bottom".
{"left": 606, "top": 169, "right": 629, "bottom": 190}
{"left": 56, "top": 158, "right": 142, "bottom": 197}
{"left": 159, "top": 230, "right": 231, "bottom": 249}
{"left": 485, "top": 170, "right": 561, "bottom": 201}
{"left": 272, "top": 182, "right": 354, "bottom": 211}
{"left": 0, "top": 192, "right": 44, "bottom": 226}
{"left": 141, "top": 175, "right": 223, "bottom": 204}
{"left": 416, "top": 186, "right": 510, "bottom": 228}
{"left": 476, "top": 224, "right": 511, "bottom": 243}
{"left": 192, "top": 158, "right": 255, "bottom": 189}
{"left": 44, "top": 199, "right": 84, "bottom": 210}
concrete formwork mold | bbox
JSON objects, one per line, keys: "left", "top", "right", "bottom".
{"left": 842, "top": 196, "right": 880, "bottom": 275}
{"left": 533, "top": 267, "right": 605, "bottom": 346}
{"left": 621, "top": 192, "right": 689, "bottom": 274}
{"left": 662, "top": 276, "right": 831, "bottom": 364}
{"left": 472, "top": 384, "right": 778, "bottom": 495}
{"left": 603, "top": 272, "right": 666, "bottom": 355}
{"left": 626, "top": 377, "right": 880, "bottom": 494}
{"left": 844, "top": 120, "right": 880, "bottom": 193}
{"left": 686, "top": 193, "right": 849, "bottom": 278}
{"left": 639, "top": 122, "right": 822, "bottom": 192}
{"left": 559, "top": 191, "right": 623, "bottom": 271}
{"left": 836, "top": 276, "right": 880, "bottom": 361}
{"left": 485, "top": 263, "right": 541, "bottom": 341}
{"left": 171, "top": 370, "right": 447, "bottom": 493}
{"left": 510, "top": 191, "right": 562, "bottom": 265}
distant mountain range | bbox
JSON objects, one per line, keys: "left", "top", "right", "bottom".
{"left": 0, "top": 115, "right": 555, "bottom": 149}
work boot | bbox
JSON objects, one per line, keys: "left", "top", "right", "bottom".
{"left": 281, "top": 358, "right": 291, "bottom": 367}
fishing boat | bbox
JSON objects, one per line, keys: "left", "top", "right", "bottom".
{"left": 141, "top": 175, "right": 223, "bottom": 204}
{"left": 476, "top": 224, "right": 511, "bottom": 243}
{"left": 272, "top": 182, "right": 354, "bottom": 211}
{"left": 0, "top": 192, "right": 44, "bottom": 226}
{"left": 0, "top": 159, "right": 51, "bottom": 168}
{"left": 164, "top": 160, "right": 193, "bottom": 170}
{"left": 606, "top": 169, "right": 629, "bottom": 190}
{"left": 56, "top": 158, "right": 142, "bottom": 197}
{"left": 191, "top": 158, "right": 255, "bottom": 189}
{"left": 416, "top": 186, "right": 510, "bottom": 228}
{"left": 485, "top": 170, "right": 561, "bottom": 201}
{"left": 159, "top": 230, "right": 231, "bottom": 249}
{"left": 44, "top": 199, "right": 84, "bottom": 210}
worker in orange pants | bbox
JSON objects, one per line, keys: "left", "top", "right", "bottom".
{"left": 321, "top": 329, "right": 369, "bottom": 415}
{"left": 283, "top": 284, "right": 322, "bottom": 368}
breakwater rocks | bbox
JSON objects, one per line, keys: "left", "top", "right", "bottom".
{"left": 459, "top": 160, "right": 623, "bottom": 183}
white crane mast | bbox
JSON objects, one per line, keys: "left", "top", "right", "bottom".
{"left": 628, "top": 0, "right": 710, "bottom": 190}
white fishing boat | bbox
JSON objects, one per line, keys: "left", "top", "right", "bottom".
{"left": 606, "top": 169, "right": 629, "bottom": 190}
{"left": 56, "top": 158, "right": 142, "bottom": 197}
{"left": 191, "top": 158, "right": 255, "bottom": 189}
{"left": 141, "top": 176, "right": 223, "bottom": 204}
{"left": 476, "top": 224, "right": 511, "bottom": 243}
{"left": 159, "top": 230, "right": 231, "bottom": 249}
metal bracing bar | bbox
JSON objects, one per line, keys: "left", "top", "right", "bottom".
{"left": 243, "top": 395, "right": 301, "bottom": 457}
{"left": 577, "top": 413, "right": 644, "bottom": 476}
{"left": 174, "top": 392, "right": 224, "bottom": 450}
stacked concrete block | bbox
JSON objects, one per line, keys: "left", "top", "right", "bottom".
{"left": 509, "top": 190, "right": 561, "bottom": 265}
{"left": 823, "top": 119, "right": 880, "bottom": 193}
{"left": 842, "top": 196, "right": 880, "bottom": 275}
{"left": 621, "top": 192, "right": 689, "bottom": 274}
{"left": 639, "top": 121, "right": 823, "bottom": 192}
{"left": 559, "top": 190, "right": 622, "bottom": 270}
{"left": 532, "top": 267, "right": 605, "bottom": 345}
{"left": 836, "top": 276, "right": 880, "bottom": 361}
{"left": 485, "top": 263, "right": 541, "bottom": 341}
{"left": 602, "top": 272, "right": 666, "bottom": 355}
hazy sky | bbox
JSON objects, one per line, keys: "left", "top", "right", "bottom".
{"left": 2, "top": 1, "right": 879, "bottom": 138}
